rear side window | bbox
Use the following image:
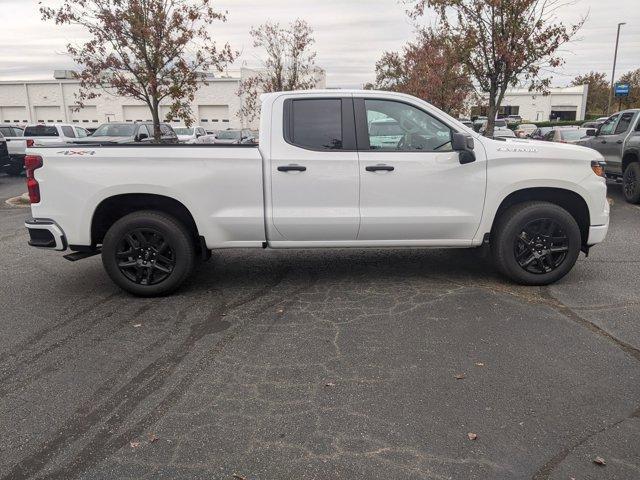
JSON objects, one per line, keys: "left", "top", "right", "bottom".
{"left": 0, "top": 127, "right": 12, "bottom": 137}
{"left": 288, "top": 99, "right": 343, "bottom": 150}
{"left": 160, "top": 124, "right": 174, "bottom": 136}
{"left": 61, "top": 126, "right": 76, "bottom": 138}
{"left": 24, "top": 125, "right": 59, "bottom": 137}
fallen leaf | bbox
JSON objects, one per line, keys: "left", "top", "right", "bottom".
{"left": 325, "top": 382, "right": 336, "bottom": 387}
{"left": 130, "top": 441, "right": 140, "bottom": 448}
{"left": 232, "top": 475, "right": 247, "bottom": 480}
{"left": 133, "top": 324, "right": 142, "bottom": 328}
{"left": 454, "top": 373, "right": 465, "bottom": 380}
{"left": 148, "top": 433, "right": 159, "bottom": 443}
{"left": 467, "top": 432, "right": 478, "bottom": 441}
{"left": 594, "top": 456, "right": 606, "bottom": 466}
{"left": 276, "top": 308, "right": 284, "bottom": 313}
{"left": 475, "top": 362, "right": 485, "bottom": 367}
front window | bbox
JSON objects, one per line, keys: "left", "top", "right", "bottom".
{"left": 614, "top": 112, "right": 634, "bottom": 135}
{"left": 174, "top": 127, "right": 194, "bottom": 136}
{"left": 364, "top": 99, "right": 452, "bottom": 152}
{"left": 560, "top": 129, "right": 588, "bottom": 142}
{"left": 93, "top": 124, "right": 136, "bottom": 137}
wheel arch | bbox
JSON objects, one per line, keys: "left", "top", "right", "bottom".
{"left": 622, "top": 150, "right": 638, "bottom": 174}
{"left": 90, "top": 193, "right": 200, "bottom": 248}
{"left": 490, "top": 187, "right": 590, "bottom": 245}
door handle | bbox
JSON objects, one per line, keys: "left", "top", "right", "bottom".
{"left": 365, "top": 165, "right": 394, "bottom": 172}
{"left": 277, "top": 164, "right": 306, "bottom": 172}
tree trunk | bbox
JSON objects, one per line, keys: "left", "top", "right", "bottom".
{"left": 485, "top": 90, "right": 497, "bottom": 138}
{"left": 151, "top": 99, "right": 161, "bottom": 142}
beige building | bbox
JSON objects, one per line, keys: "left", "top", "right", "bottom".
{"left": 0, "top": 68, "right": 327, "bottom": 130}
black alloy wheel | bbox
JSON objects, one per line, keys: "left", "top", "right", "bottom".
{"left": 116, "top": 228, "right": 175, "bottom": 285}
{"left": 514, "top": 218, "right": 569, "bottom": 274}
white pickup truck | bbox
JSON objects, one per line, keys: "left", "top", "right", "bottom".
{"left": 24, "top": 90, "right": 609, "bottom": 296}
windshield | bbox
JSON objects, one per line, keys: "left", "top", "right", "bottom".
{"left": 560, "top": 129, "right": 588, "bottom": 141}
{"left": 217, "top": 130, "right": 241, "bottom": 140}
{"left": 173, "top": 128, "right": 194, "bottom": 136}
{"left": 92, "top": 124, "right": 137, "bottom": 137}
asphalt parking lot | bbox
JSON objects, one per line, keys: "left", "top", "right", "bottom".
{"left": 1, "top": 173, "right": 639, "bottom": 480}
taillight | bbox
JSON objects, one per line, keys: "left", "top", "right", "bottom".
{"left": 26, "top": 139, "right": 34, "bottom": 148}
{"left": 591, "top": 161, "right": 605, "bottom": 178}
{"left": 24, "top": 155, "right": 43, "bottom": 203}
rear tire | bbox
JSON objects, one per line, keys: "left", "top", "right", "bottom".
{"left": 492, "top": 202, "right": 581, "bottom": 286}
{"left": 102, "top": 210, "right": 195, "bottom": 296}
{"left": 622, "top": 162, "right": 640, "bottom": 204}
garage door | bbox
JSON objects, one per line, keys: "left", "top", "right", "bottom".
{"left": 198, "top": 105, "right": 229, "bottom": 126}
{"left": 123, "top": 105, "right": 152, "bottom": 122}
{"left": 69, "top": 105, "right": 99, "bottom": 125}
{"left": 0, "top": 106, "right": 28, "bottom": 123}
{"left": 34, "top": 106, "right": 63, "bottom": 123}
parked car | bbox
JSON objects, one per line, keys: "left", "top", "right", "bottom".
{"left": 0, "top": 132, "right": 11, "bottom": 175}
{"left": 173, "top": 125, "right": 213, "bottom": 144}
{"left": 472, "top": 116, "right": 487, "bottom": 132}
{"left": 493, "top": 129, "right": 516, "bottom": 139}
{"left": 582, "top": 121, "right": 603, "bottom": 129}
{"left": 514, "top": 123, "right": 537, "bottom": 138}
{"left": 576, "top": 109, "right": 640, "bottom": 203}
{"left": 529, "top": 126, "right": 554, "bottom": 140}
{"left": 542, "top": 128, "right": 591, "bottom": 144}
{"left": 24, "top": 89, "right": 608, "bottom": 296}
{"left": 0, "top": 124, "right": 27, "bottom": 175}
{"left": 460, "top": 120, "right": 475, "bottom": 129}
{"left": 479, "top": 119, "right": 508, "bottom": 135}
{"left": 506, "top": 115, "right": 523, "bottom": 125}
{"left": 23, "top": 123, "right": 90, "bottom": 145}
{"left": 77, "top": 122, "right": 178, "bottom": 144}
{"left": 213, "top": 129, "right": 254, "bottom": 145}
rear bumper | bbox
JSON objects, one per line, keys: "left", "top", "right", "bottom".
{"left": 25, "top": 218, "right": 67, "bottom": 251}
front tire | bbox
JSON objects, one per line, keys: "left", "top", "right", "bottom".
{"left": 622, "top": 162, "right": 640, "bottom": 204}
{"left": 102, "top": 210, "right": 195, "bottom": 296}
{"left": 492, "top": 202, "right": 581, "bottom": 286}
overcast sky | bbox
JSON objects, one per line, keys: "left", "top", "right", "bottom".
{"left": 0, "top": 0, "right": 638, "bottom": 88}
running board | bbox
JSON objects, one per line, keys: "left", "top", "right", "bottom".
{"left": 64, "top": 250, "right": 101, "bottom": 262}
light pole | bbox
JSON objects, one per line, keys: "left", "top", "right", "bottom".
{"left": 607, "top": 22, "right": 626, "bottom": 115}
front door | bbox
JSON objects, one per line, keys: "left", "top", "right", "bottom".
{"left": 595, "top": 112, "right": 635, "bottom": 173}
{"left": 355, "top": 97, "right": 487, "bottom": 243}
{"left": 270, "top": 96, "right": 360, "bottom": 241}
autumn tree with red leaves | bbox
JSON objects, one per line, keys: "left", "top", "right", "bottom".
{"left": 374, "top": 28, "right": 475, "bottom": 117}
{"left": 238, "top": 19, "right": 319, "bottom": 122}
{"left": 407, "top": 0, "right": 585, "bottom": 136}
{"left": 40, "top": 0, "right": 236, "bottom": 140}
{"left": 570, "top": 71, "right": 609, "bottom": 116}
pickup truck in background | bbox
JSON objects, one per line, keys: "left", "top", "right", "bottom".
{"left": 80, "top": 122, "right": 179, "bottom": 144}
{"left": 24, "top": 90, "right": 609, "bottom": 296}
{"left": 0, "top": 124, "right": 27, "bottom": 175}
{"left": 576, "top": 109, "right": 640, "bottom": 203}
{"left": 23, "top": 123, "right": 91, "bottom": 144}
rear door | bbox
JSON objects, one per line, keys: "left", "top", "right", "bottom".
{"left": 355, "top": 96, "right": 487, "bottom": 243}
{"left": 269, "top": 96, "right": 360, "bottom": 241}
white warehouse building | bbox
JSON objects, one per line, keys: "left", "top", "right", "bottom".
{"left": 0, "top": 68, "right": 326, "bottom": 130}
{"left": 474, "top": 85, "right": 589, "bottom": 122}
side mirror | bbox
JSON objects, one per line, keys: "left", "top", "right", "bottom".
{"left": 452, "top": 132, "right": 476, "bottom": 165}
{"left": 585, "top": 129, "right": 596, "bottom": 137}
{"left": 137, "top": 133, "right": 149, "bottom": 141}
{"left": 196, "top": 133, "right": 202, "bottom": 138}
{"left": 452, "top": 132, "right": 474, "bottom": 151}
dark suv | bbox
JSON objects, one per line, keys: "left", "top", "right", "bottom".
{"left": 77, "top": 122, "right": 178, "bottom": 144}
